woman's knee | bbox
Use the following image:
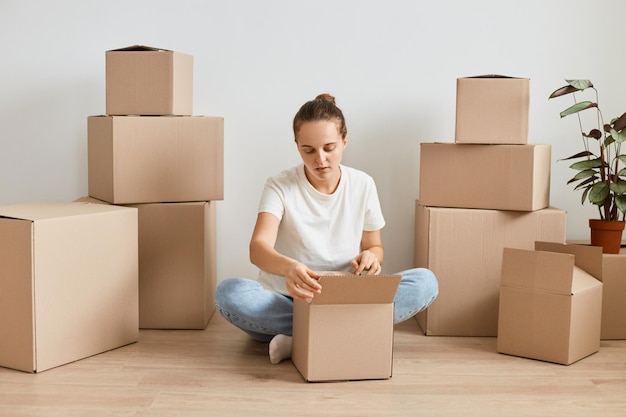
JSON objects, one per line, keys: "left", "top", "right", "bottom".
{"left": 215, "top": 278, "right": 256, "bottom": 309}
{"left": 400, "top": 268, "right": 439, "bottom": 300}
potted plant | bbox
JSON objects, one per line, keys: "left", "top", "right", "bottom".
{"left": 548, "top": 79, "right": 626, "bottom": 253}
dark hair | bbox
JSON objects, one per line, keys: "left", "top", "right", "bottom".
{"left": 292, "top": 93, "right": 347, "bottom": 140}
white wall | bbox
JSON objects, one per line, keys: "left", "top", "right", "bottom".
{"left": 1, "top": 0, "right": 625, "bottom": 280}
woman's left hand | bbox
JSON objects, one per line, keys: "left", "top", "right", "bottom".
{"left": 351, "top": 250, "right": 381, "bottom": 275}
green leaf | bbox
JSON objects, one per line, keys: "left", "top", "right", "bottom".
{"left": 611, "top": 128, "right": 626, "bottom": 144}
{"left": 570, "top": 158, "right": 602, "bottom": 170}
{"left": 610, "top": 180, "right": 626, "bottom": 195}
{"left": 618, "top": 167, "right": 626, "bottom": 177}
{"left": 560, "top": 101, "right": 597, "bottom": 118}
{"left": 581, "top": 187, "right": 590, "bottom": 204}
{"left": 616, "top": 195, "right": 626, "bottom": 214}
{"left": 572, "top": 169, "right": 596, "bottom": 180}
{"left": 589, "top": 182, "right": 610, "bottom": 204}
{"left": 566, "top": 79, "right": 593, "bottom": 90}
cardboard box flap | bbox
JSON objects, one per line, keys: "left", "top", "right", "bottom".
{"left": 502, "top": 248, "right": 575, "bottom": 294}
{"left": 312, "top": 275, "right": 401, "bottom": 305}
{"left": 464, "top": 74, "right": 525, "bottom": 79}
{"left": 534, "top": 241, "right": 603, "bottom": 280}
{"left": 108, "top": 45, "right": 171, "bottom": 52}
{"left": 0, "top": 202, "right": 130, "bottom": 222}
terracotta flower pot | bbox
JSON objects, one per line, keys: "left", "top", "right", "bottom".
{"left": 589, "top": 219, "right": 625, "bottom": 254}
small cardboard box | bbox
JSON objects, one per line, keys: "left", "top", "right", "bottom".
{"left": 0, "top": 202, "right": 138, "bottom": 373}
{"left": 497, "top": 242, "right": 603, "bottom": 365}
{"left": 106, "top": 45, "right": 193, "bottom": 116}
{"left": 455, "top": 75, "right": 529, "bottom": 144}
{"left": 88, "top": 115, "right": 224, "bottom": 204}
{"left": 567, "top": 241, "right": 626, "bottom": 339}
{"left": 292, "top": 274, "right": 401, "bottom": 382}
{"left": 130, "top": 201, "right": 217, "bottom": 329}
{"left": 414, "top": 203, "right": 566, "bottom": 336}
{"left": 419, "top": 143, "right": 551, "bottom": 212}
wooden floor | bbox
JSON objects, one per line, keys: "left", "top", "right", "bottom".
{"left": 1, "top": 314, "right": 625, "bottom": 417}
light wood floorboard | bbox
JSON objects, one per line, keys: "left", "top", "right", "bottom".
{"left": 1, "top": 314, "right": 625, "bottom": 417}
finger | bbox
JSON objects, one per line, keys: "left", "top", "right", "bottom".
{"left": 293, "top": 283, "right": 315, "bottom": 300}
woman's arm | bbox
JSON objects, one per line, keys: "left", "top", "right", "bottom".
{"left": 351, "top": 229, "right": 384, "bottom": 275}
{"left": 249, "top": 212, "right": 322, "bottom": 300}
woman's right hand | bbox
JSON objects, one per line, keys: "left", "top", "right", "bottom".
{"left": 284, "top": 261, "right": 322, "bottom": 301}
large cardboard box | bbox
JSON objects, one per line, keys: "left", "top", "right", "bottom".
{"left": 567, "top": 241, "right": 626, "bottom": 339}
{"left": 497, "top": 242, "right": 603, "bottom": 365}
{"left": 130, "top": 201, "right": 217, "bottom": 329}
{"left": 419, "top": 143, "right": 551, "bottom": 211}
{"left": 292, "top": 274, "right": 401, "bottom": 382}
{"left": 0, "top": 202, "right": 138, "bottom": 373}
{"left": 414, "top": 202, "right": 567, "bottom": 336}
{"left": 88, "top": 115, "right": 224, "bottom": 204}
{"left": 106, "top": 45, "right": 193, "bottom": 116}
{"left": 455, "top": 75, "right": 529, "bottom": 144}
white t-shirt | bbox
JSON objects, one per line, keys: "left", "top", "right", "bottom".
{"left": 256, "top": 164, "right": 385, "bottom": 295}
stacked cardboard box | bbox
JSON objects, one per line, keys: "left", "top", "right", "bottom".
{"left": 414, "top": 75, "right": 568, "bottom": 337}
{"left": 88, "top": 45, "right": 223, "bottom": 330}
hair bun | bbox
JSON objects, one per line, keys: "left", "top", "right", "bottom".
{"left": 315, "top": 93, "right": 336, "bottom": 105}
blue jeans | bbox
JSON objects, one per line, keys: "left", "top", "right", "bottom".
{"left": 214, "top": 268, "right": 438, "bottom": 342}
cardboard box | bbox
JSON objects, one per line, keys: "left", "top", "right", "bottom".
{"left": 0, "top": 202, "right": 138, "bottom": 373}
{"left": 106, "top": 45, "right": 193, "bottom": 116}
{"left": 292, "top": 274, "right": 401, "bottom": 382}
{"left": 419, "top": 143, "right": 551, "bottom": 211}
{"left": 567, "top": 241, "right": 626, "bottom": 339}
{"left": 455, "top": 75, "right": 529, "bottom": 144}
{"left": 497, "top": 242, "right": 603, "bottom": 365}
{"left": 88, "top": 115, "right": 224, "bottom": 204}
{"left": 414, "top": 202, "right": 567, "bottom": 336}
{"left": 130, "top": 201, "right": 217, "bottom": 329}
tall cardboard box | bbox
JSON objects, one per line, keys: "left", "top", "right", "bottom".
{"left": 106, "top": 45, "right": 193, "bottom": 116}
{"left": 419, "top": 143, "right": 551, "bottom": 211}
{"left": 292, "top": 274, "right": 401, "bottom": 382}
{"left": 497, "top": 242, "right": 603, "bottom": 365}
{"left": 414, "top": 202, "right": 567, "bottom": 336}
{"left": 129, "top": 201, "right": 217, "bottom": 329}
{"left": 88, "top": 115, "right": 224, "bottom": 204}
{"left": 566, "top": 241, "right": 626, "bottom": 339}
{"left": 455, "top": 75, "right": 529, "bottom": 144}
{"left": 600, "top": 249, "right": 626, "bottom": 339}
{"left": 0, "top": 202, "right": 138, "bottom": 373}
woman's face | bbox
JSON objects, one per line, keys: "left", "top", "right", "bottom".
{"left": 295, "top": 120, "right": 347, "bottom": 194}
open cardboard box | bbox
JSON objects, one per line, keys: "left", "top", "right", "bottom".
{"left": 497, "top": 241, "right": 603, "bottom": 365}
{"left": 292, "top": 273, "right": 401, "bottom": 382}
